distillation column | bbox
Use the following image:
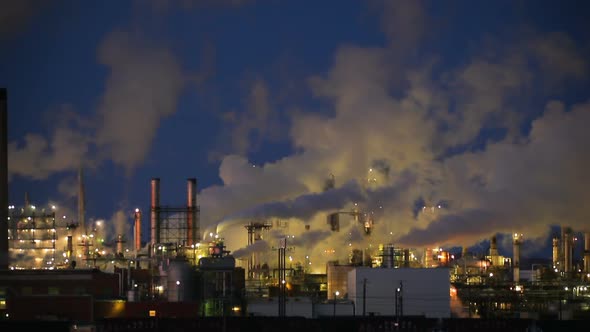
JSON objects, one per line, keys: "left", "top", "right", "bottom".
{"left": 513, "top": 233, "right": 522, "bottom": 283}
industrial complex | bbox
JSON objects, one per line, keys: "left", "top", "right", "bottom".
{"left": 1, "top": 87, "right": 590, "bottom": 331}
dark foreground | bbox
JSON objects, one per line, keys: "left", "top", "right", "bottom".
{"left": 1, "top": 316, "right": 587, "bottom": 332}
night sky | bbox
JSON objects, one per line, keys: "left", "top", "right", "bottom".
{"left": 1, "top": 0, "right": 589, "bottom": 260}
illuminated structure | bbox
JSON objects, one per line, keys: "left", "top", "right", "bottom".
{"left": 7, "top": 203, "right": 57, "bottom": 269}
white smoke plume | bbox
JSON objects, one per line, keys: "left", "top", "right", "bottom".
{"left": 200, "top": 1, "right": 589, "bottom": 267}
{"left": 8, "top": 29, "right": 188, "bottom": 179}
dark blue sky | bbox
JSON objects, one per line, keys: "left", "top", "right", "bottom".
{"left": 1, "top": 0, "right": 589, "bottom": 257}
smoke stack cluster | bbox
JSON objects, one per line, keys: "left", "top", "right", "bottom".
{"left": 0, "top": 88, "right": 8, "bottom": 269}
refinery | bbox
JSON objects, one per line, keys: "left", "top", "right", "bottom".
{"left": 1, "top": 86, "right": 590, "bottom": 332}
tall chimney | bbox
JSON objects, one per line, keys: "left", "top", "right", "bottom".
{"left": 552, "top": 236, "right": 559, "bottom": 269}
{"left": 134, "top": 208, "right": 142, "bottom": 252}
{"left": 150, "top": 178, "right": 160, "bottom": 246}
{"left": 78, "top": 166, "right": 86, "bottom": 234}
{"left": 187, "top": 178, "right": 197, "bottom": 246}
{"left": 564, "top": 229, "right": 572, "bottom": 274}
{"left": 0, "top": 88, "right": 9, "bottom": 270}
{"left": 66, "top": 235, "right": 73, "bottom": 259}
{"left": 585, "top": 232, "right": 590, "bottom": 274}
{"left": 513, "top": 233, "right": 522, "bottom": 283}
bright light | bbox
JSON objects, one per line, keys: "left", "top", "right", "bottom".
{"left": 335, "top": 291, "right": 340, "bottom": 297}
{"left": 96, "top": 221, "right": 102, "bottom": 226}
{"left": 176, "top": 280, "right": 180, "bottom": 286}
{"left": 135, "top": 208, "right": 140, "bottom": 213}
{"left": 51, "top": 205, "right": 56, "bottom": 210}
{"left": 565, "top": 287, "right": 569, "bottom": 291}
{"left": 489, "top": 273, "right": 494, "bottom": 277}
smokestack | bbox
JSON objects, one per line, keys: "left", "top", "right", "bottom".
{"left": 552, "top": 237, "right": 559, "bottom": 269}
{"left": 585, "top": 232, "right": 590, "bottom": 274}
{"left": 150, "top": 178, "right": 160, "bottom": 246}
{"left": 24, "top": 192, "right": 30, "bottom": 209}
{"left": 66, "top": 235, "right": 73, "bottom": 259}
{"left": 0, "top": 88, "right": 8, "bottom": 270}
{"left": 78, "top": 166, "right": 86, "bottom": 234}
{"left": 187, "top": 178, "right": 197, "bottom": 246}
{"left": 116, "top": 235, "right": 125, "bottom": 255}
{"left": 134, "top": 208, "right": 142, "bottom": 252}
{"left": 564, "top": 228, "right": 572, "bottom": 274}
{"left": 513, "top": 233, "right": 522, "bottom": 283}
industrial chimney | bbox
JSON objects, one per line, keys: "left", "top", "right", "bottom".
{"left": 150, "top": 178, "right": 160, "bottom": 247}
{"left": 0, "top": 88, "right": 9, "bottom": 270}
{"left": 552, "top": 236, "right": 559, "bottom": 269}
{"left": 563, "top": 228, "right": 573, "bottom": 274}
{"left": 585, "top": 232, "right": 590, "bottom": 275}
{"left": 187, "top": 178, "right": 197, "bottom": 246}
{"left": 513, "top": 233, "right": 522, "bottom": 283}
{"left": 134, "top": 208, "right": 142, "bottom": 252}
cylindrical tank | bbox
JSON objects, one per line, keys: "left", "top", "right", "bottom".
{"left": 187, "top": 178, "right": 197, "bottom": 246}
{"left": 134, "top": 208, "right": 142, "bottom": 251}
{"left": 150, "top": 178, "right": 160, "bottom": 247}
{"left": 167, "top": 258, "right": 192, "bottom": 302}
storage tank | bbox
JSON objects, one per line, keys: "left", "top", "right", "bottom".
{"left": 167, "top": 258, "right": 193, "bottom": 302}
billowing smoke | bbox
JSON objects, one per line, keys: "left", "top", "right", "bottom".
{"left": 200, "top": 1, "right": 589, "bottom": 266}
{"left": 231, "top": 239, "right": 270, "bottom": 259}
{"left": 221, "top": 180, "right": 365, "bottom": 223}
{"left": 8, "top": 28, "right": 188, "bottom": 179}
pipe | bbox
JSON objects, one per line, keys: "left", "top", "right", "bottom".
{"left": 187, "top": 178, "right": 196, "bottom": 246}
{"left": 150, "top": 178, "right": 160, "bottom": 247}
{"left": 513, "top": 233, "right": 522, "bottom": 283}
{"left": 0, "top": 88, "right": 9, "bottom": 270}
{"left": 134, "top": 208, "right": 142, "bottom": 252}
